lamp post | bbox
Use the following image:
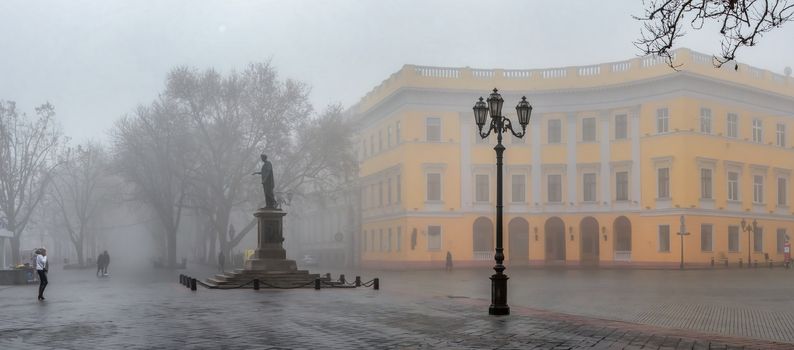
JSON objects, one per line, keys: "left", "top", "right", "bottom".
{"left": 676, "top": 215, "right": 690, "bottom": 270}
{"left": 741, "top": 218, "right": 757, "bottom": 265}
{"left": 473, "top": 88, "right": 532, "bottom": 316}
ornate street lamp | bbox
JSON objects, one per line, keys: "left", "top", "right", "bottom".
{"left": 676, "top": 215, "right": 690, "bottom": 270}
{"left": 741, "top": 218, "right": 758, "bottom": 266}
{"left": 472, "top": 88, "right": 532, "bottom": 316}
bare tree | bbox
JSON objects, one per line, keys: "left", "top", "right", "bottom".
{"left": 0, "top": 101, "right": 64, "bottom": 264}
{"left": 111, "top": 99, "right": 194, "bottom": 268}
{"left": 636, "top": 0, "right": 794, "bottom": 67}
{"left": 164, "top": 62, "right": 313, "bottom": 263}
{"left": 47, "top": 142, "right": 109, "bottom": 266}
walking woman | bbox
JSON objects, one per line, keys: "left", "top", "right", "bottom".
{"left": 35, "top": 248, "right": 48, "bottom": 301}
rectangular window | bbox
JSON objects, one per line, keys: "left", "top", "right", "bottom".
{"left": 396, "top": 175, "right": 401, "bottom": 203}
{"left": 616, "top": 171, "right": 629, "bottom": 201}
{"left": 511, "top": 174, "right": 526, "bottom": 203}
{"left": 396, "top": 121, "right": 401, "bottom": 144}
{"left": 753, "top": 118, "right": 763, "bottom": 143}
{"left": 656, "top": 108, "right": 669, "bottom": 134}
{"left": 728, "top": 171, "right": 740, "bottom": 200}
{"left": 728, "top": 226, "right": 740, "bottom": 252}
{"left": 778, "top": 177, "right": 787, "bottom": 206}
{"left": 426, "top": 173, "right": 441, "bottom": 201}
{"left": 475, "top": 174, "right": 489, "bottom": 202}
{"left": 379, "top": 229, "right": 384, "bottom": 252}
{"left": 387, "top": 126, "right": 392, "bottom": 147}
{"left": 378, "top": 181, "right": 383, "bottom": 207}
{"left": 700, "top": 108, "right": 712, "bottom": 134}
{"left": 582, "top": 117, "right": 596, "bottom": 142}
{"left": 615, "top": 114, "right": 627, "bottom": 140}
{"left": 370, "top": 231, "right": 375, "bottom": 251}
{"left": 387, "top": 228, "right": 392, "bottom": 252}
{"left": 777, "top": 123, "right": 786, "bottom": 147}
{"left": 548, "top": 119, "right": 562, "bottom": 143}
{"left": 387, "top": 178, "right": 392, "bottom": 205}
{"left": 753, "top": 175, "right": 764, "bottom": 203}
{"left": 659, "top": 225, "right": 670, "bottom": 252}
{"left": 777, "top": 228, "right": 787, "bottom": 253}
{"left": 547, "top": 174, "right": 562, "bottom": 203}
{"left": 657, "top": 168, "right": 670, "bottom": 199}
{"left": 727, "top": 113, "right": 738, "bottom": 138}
{"left": 396, "top": 227, "right": 402, "bottom": 252}
{"left": 369, "top": 135, "right": 374, "bottom": 155}
{"left": 701, "top": 224, "right": 713, "bottom": 252}
{"left": 583, "top": 173, "right": 597, "bottom": 202}
{"left": 378, "top": 130, "right": 382, "bottom": 152}
{"left": 363, "top": 230, "right": 368, "bottom": 252}
{"left": 426, "top": 117, "right": 441, "bottom": 142}
{"left": 427, "top": 225, "right": 441, "bottom": 250}
{"left": 701, "top": 168, "right": 713, "bottom": 199}
{"left": 754, "top": 228, "right": 764, "bottom": 252}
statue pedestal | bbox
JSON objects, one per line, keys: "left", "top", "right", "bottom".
{"left": 244, "top": 208, "right": 296, "bottom": 271}
{"left": 206, "top": 208, "right": 318, "bottom": 289}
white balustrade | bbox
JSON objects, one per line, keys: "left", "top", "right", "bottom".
{"left": 503, "top": 70, "right": 532, "bottom": 79}
{"left": 415, "top": 66, "right": 461, "bottom": 78}
{"left": 577, "top": 65, "right": 601, "bottom": 76}
{"left": 541, "top": 68, "right": 567, "bottom": 79}
{"left": 472, "top": 69, "right": 494, "bottom": 79}
{"left": 472, "top": 251, "right": 493, "bottom": 261}
{"left": 611, "top": 61, "right": 631, "bottom": 72}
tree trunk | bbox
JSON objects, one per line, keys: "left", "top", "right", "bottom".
{"left": 167, "top": 229, "right": 177, "bottom": 268}
{"left": 10, "top": 235, "right": 21, "bottom": 266}
{"left": 76, "top": 242, "right": 84, "bottom": 266}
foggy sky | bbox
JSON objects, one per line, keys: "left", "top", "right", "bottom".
{"left": 1, "top": 0, "right": 792, "bottom": 143}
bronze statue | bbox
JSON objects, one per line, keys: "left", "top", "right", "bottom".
{"left": 252, "top": 154, "right": 277, "bottom": 208}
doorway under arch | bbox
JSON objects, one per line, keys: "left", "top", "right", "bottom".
{"left": 472, "top": 217, "right": 494, "bottom": 261}
{"left": 579, "top": 216, "right": 600, "bottom": 266}
{"left": 508, "top": 217, "right": 529, "bottom": 264}
{"left": 544, "top": 217, "right": 566, "bottom": 262}
{"left": 613, "top": 216, "right": 632, "bottom": 261}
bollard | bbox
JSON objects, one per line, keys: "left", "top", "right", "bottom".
{"left": 315, "top": 278, "right": 321, "bottom": 290}
{"left": 325, "top": 272, "right": 331, "bottom": 281}
{"left": 339, "top": 274, "right": 346, "bottom": 284}
{"left": 710, "top": 257, "right": 714, "bottom": 267}
{"left": 190, "top": 278, "right": 197, "bottom": 291}
{"left": 373, "top": 278, "right": 380, "bottom": 290}
{"left": 355, "top": 276, "right": 361, "bottom": 287}
{"left": 253, "top": 279, "right": 260, "bottom": 290}
{"left": 754, "top": 260, "right": 758, "bottom": 268}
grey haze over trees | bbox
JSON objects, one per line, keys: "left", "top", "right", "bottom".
{"left": 636, "top": 0, "right": 793, "bottom": 67}
{"left": 111, "top": 61, "right": 357, "bottom": 267}
{"left": 0, "top": 101, "right": 64, "bottom": 264}
{"left": 111, "top": 99, "right": 194, "bottom": 268}
{"left": 46, "top": 143, "right": 110, "bottom": 266}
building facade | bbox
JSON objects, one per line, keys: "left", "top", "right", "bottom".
{"left": 353, "top": 48, "right": 794, "bottom": 268}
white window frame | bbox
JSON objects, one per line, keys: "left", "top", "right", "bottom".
{"left": 700, "top": 168, "right": 713, "bottom": 200}
{"left": 548, "top": 119, "right": 562, "bottom": 144}
{"left": 547, "top": 174, "right": 562, "bottom": 203}
{"left": 511, "top": 174, "right": 526, "bottom": 203}
{"left": 777, "top": 123, "right": 786, "bottom": 147}
{"left": 475, "top": 174, "right": 490, "bottom": 203}
{"left": 700, "top": 107, "right": 712, "bottom": 134}
{"left": 727, "top": 113, "right": 738, "bottom": 138}
{"left": 582, "top": 172, "right": 597, "bottom": 202}
{"left": 426, "top": 173, "right": 442, "bottom": 202}
{"left": 753, "top": 174, "right": 765, "bottom": 204}
{"left": 582, "top": 117, "right": 596, "bottom": 142}
{"left": 427, "top": 225, "right": 442, "bottom": 251}
{"left": 657, "top": 167, "right": 670, "bottom": 199}
{"left": 727, "top": 171, "right": 740, "bottom": 201}
{"left": 656, "top": 108, "right": 669, "bottom": 134}
{"left": 614, "top": 114, "right": 628, "bottom": 140}
{"left": 658, "top": 225, "right": 671, "bottom": 252}
{"left": 426, "top": 117, "right": 441, "bottom": 142}
{"left": 752, "top": 118, "right": 763, "bottom": 143}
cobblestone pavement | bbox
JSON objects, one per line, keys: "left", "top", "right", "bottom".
{"left": 1, "top": 267, "right": 793, "bottom": 349}
{"left": 364, "top": 267, "right": 794, "bottom": 344}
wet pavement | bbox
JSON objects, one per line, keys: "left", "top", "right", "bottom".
{"left": 0, "top": 265, "right": 793, "bottom": 349}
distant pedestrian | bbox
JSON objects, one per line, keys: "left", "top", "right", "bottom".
{"left": 218, "top": 251, "right": 225, "bottom": 273}
{"left": 96, "top": 253, "right": 104, "bottom": 277}
{"left": 445, "top": 251, "right": 453, "bottom": 271}
{"left": 35, "top": 248, "right": 48, "bottom": 301}
{"left": 102, "top": 251, "right": 110, "bottom": 275}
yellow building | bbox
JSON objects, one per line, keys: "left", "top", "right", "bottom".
{"left": 352, "top": 48, "right": 794, "bottom": 268}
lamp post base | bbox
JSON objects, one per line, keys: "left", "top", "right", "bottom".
{"left": 488, "top": 273, "right": 510, "bottom": 315}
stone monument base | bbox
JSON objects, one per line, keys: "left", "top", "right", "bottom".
{"left": 205, "top": 208, "right": 319, "bottom": 289}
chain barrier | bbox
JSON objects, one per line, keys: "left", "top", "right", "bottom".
{"left": 180, "top": 273, "right": 380, "bottom": 291}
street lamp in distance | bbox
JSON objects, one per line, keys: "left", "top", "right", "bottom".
{"left": 472, "top": 88, "right": 532, "bottom": 316}
{"left": 740, "top": 218, "right": 758, "bottom": 267}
